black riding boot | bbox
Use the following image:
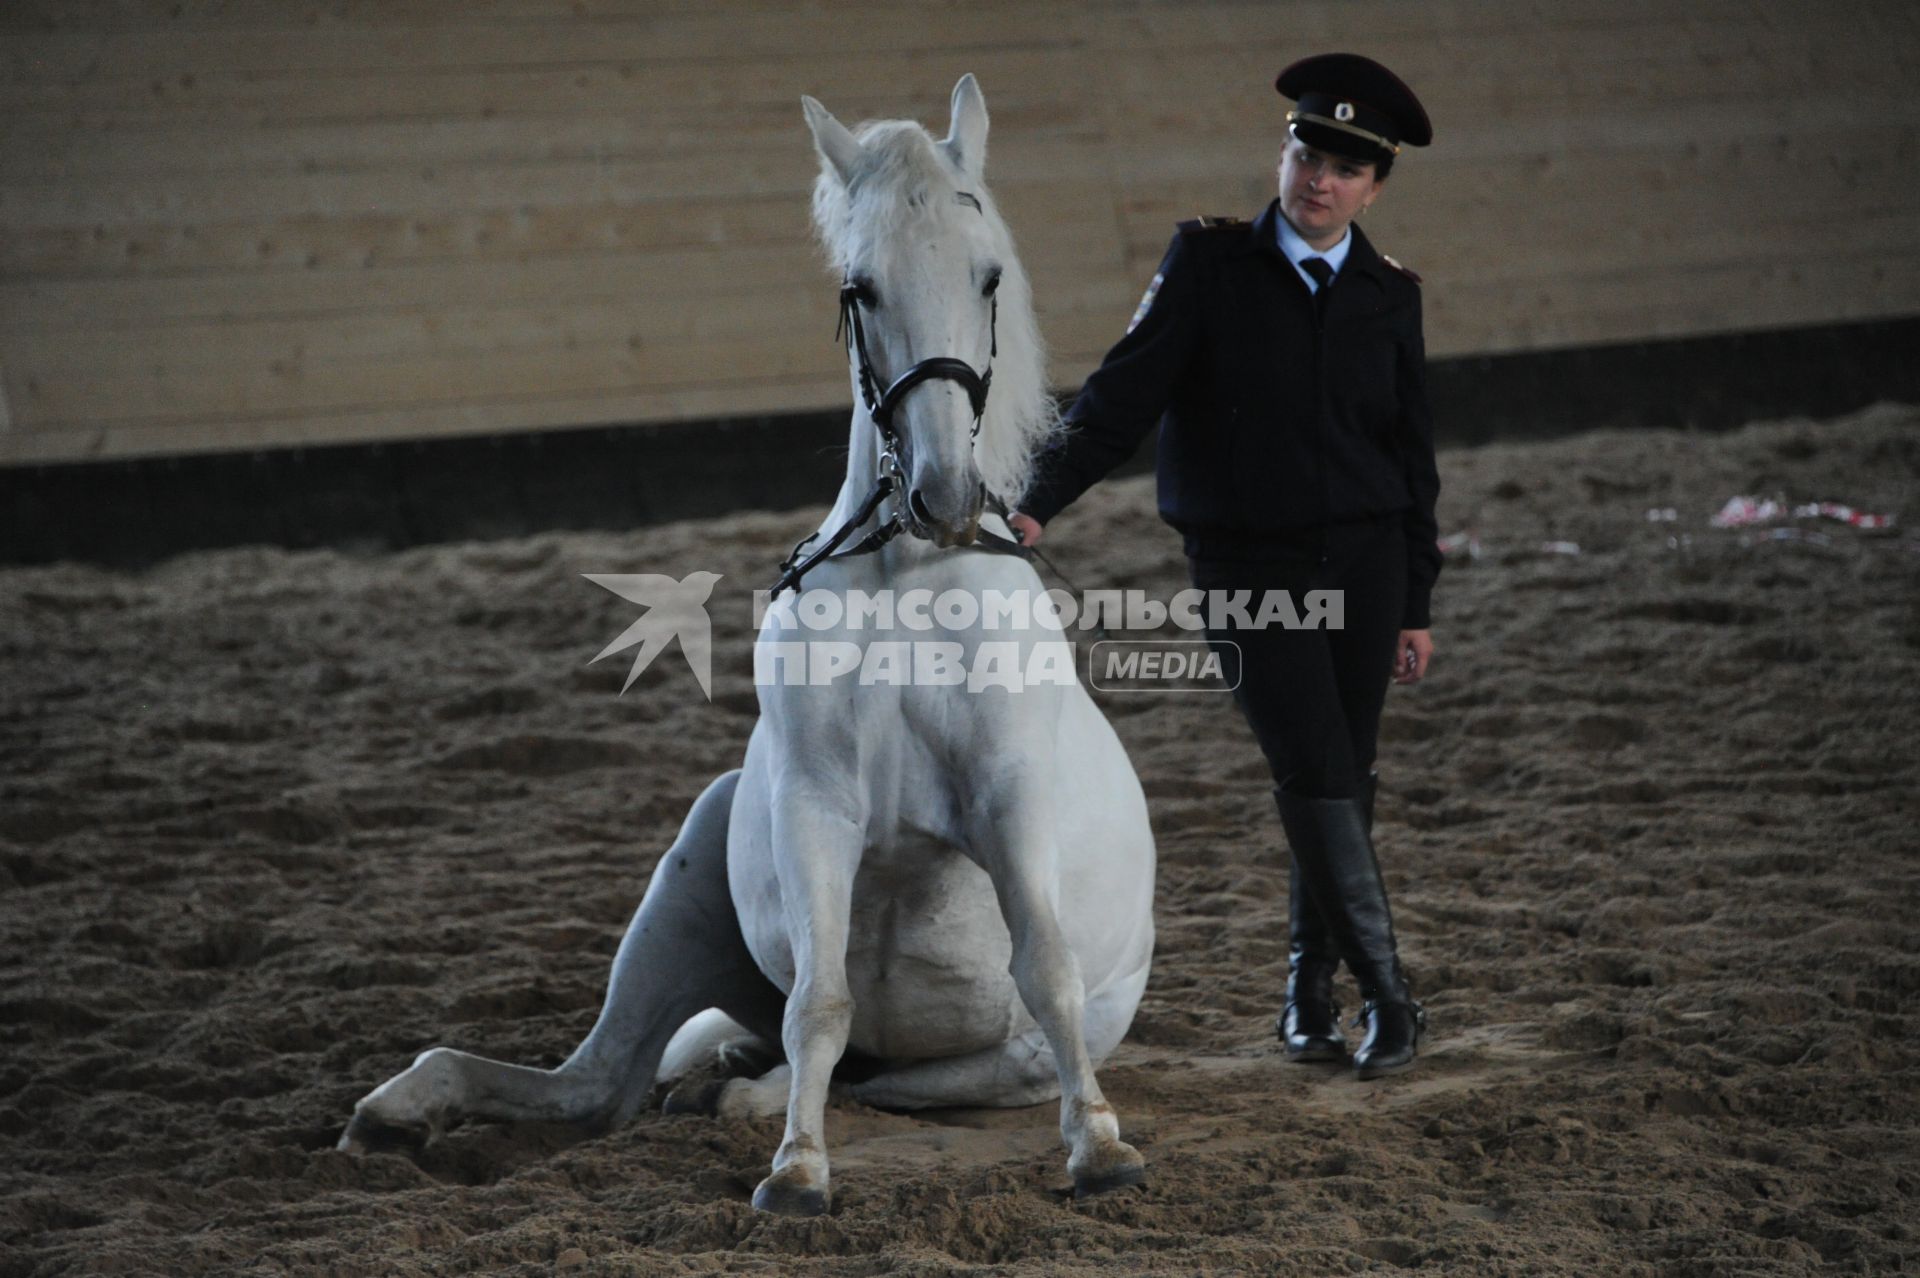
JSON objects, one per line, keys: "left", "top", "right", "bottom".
{"left": 1281, "top": 864, "right": 1344, "bottom": 1061}
{"left": 1278, "top": 772, "right": 1376, "bottom": 1061}
{"left": 1275, "top": 783, "right": 1423, "bottom": 1079}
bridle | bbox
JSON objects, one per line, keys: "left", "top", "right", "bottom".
{"left": 840, "top": 276, "right": 994, "bottom": 445}
{"left": 772, "top": 232, "right": 1030, "bottom": 596}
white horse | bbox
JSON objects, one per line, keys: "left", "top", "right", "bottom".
{"left": 339, "top": 75, "right": 1156, "bottom": 1215}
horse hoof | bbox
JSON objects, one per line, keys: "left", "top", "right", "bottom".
{"left": 751, "top": 1177, "right": 829, "bottom": 1216}
{"left": 661, "top": 1078, "right": 725, "bottom": 1118}
{"left": 717, "top": 1040, "right": 781, "bottom": 1078}
{"left": 336, "top": 1111, "right": 430, "bottom": 1155}
{"left": 1072, "top": 1162, "right": 1147, "bottom": 1200}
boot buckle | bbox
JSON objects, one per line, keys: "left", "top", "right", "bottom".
{"left": 1352, "top": 999, "right": 1428, "bottom": 1031}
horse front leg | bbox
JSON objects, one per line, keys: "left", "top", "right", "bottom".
{"left": 752, "top": 791, "right": 863, "bottom": 1216}
{"left": 969, "top": 774, "right": 1145, "bottom": 1198}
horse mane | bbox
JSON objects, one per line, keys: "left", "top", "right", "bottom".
{"left": 810, "top": 120, "right": 1060, "bottom": 506}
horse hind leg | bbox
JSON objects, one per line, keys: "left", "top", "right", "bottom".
{"left": 339, "top": 769, "right": 785, "bottom": 1152}
{"left": 657, "top": 1008, "right": 781, "bottom": 1116}
{"left": 708, "top": 1034, "right": 1056, "bottom": 1123}
{"left": 841, "top": 961, "right": 1147, "bottom": 1114}
{"left": 841, "top": 1032, "right": 1058, "bottom": 1111}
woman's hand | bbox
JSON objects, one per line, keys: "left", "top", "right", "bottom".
{"left": 1393, "top": 629, "right": 1433, "bottom": 684}
{"left": 1008, "top": 512, "right": 1043, "bottom": 547}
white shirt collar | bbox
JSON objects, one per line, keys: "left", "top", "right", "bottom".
{"left": 1275, "top": 215, "right": 1352, "bottom": 290}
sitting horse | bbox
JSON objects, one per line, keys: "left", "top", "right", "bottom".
{"left": 339, "top": 74, "right": 1156, "bottom": 1214}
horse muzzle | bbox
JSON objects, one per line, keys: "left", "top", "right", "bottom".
{"left": 906, "top": 481, "right": 985, "bottom": 547}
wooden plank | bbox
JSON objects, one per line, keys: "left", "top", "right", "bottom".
{"left": 0, "top": 245, "right": 820, "bottom": 330}
{"left": 15, "top": 234, "right": 1918, "bottom": 437}
{"left": 0, "top": 132, "right": 1122, "bottom": 227}
{"left": 0, "top": 293, "right": 1120, "bottom": 424}
{"left": 1115, "top": 0, "right": 1763, "bottom": 40}
{"left": 0, "top": 289, "right": 1133, "bottom": 438}
{"left": 4, "top": 140, "right": 1908, "bottom": 310}
{"left": 9, "top": 22, "right": 1907, "bottom": 165}
{"left": 1099, "top": 56, "right": 1918, "bottom": 141}
{"left": 2, "top": 228, "right": 1119, "bottom": 379}
{"left": 1103, "top": 110, "right": 1920, "bottom": 190}
{"left": 7, "top": 330, "right": 845, "bottom": 428}
{"left": 0, "top": 41, "right": 1090, "bottom": 123}
{"left": 1105, "top": 201, "right": 1920, "bottom": 301}
{"left": 1428, "top": 252, "right": 1920, "bottom": 354}
{"left": 1091, "top": 0, "right": 1912, "bottom": 51}
{"left": 4, "top": 292, "right": 831, "bottom": 375}
{"left": 1, "top": 8, "right": 1083, "bottom": 83}
{"left": 0, "top": 0, "right": 835, "bottom": 27}
{"left": 0, "top": 375, "right": 857, "bottom": 466}
{"left": 0, "top": 89, "right": 1098, "bottom": 183}
{"left": 0, "top": 197, "right": 814, "bottom": 280}
{"left": 1107, "top": 124, "right": 1917, "bottom": 258}
{"left": 0, "top": 175, "right": 1122, "bottom": 280}
{"left": 9, "top": 244, "right": 1916, "bottom": 468}
{"left": 0, "top": 190, "right": 1124, "bottom": 332}
{"left": 0, "top": 0, "right": 1816, "bottom": 35}
{"left": 5, "top": 0, "right": 1918, "bottom": 469}
{"left": 0, "top": 301, "right": 1148, "bottom": 468}
{"left": 0, "top": 284, "right": 1137, "bottom": 431}
{"left": 14, "top": 16, "right": 1904, "bottom": 132}
{"left": 14, "top": 193, "right": 1908, "bottom": 391}
{"left": 0, "top": 153, "right": 819, "bottom": 228}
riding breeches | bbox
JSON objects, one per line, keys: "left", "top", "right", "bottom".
{"left": 1188, "top": 515, "right": 1406, "bottom": 801}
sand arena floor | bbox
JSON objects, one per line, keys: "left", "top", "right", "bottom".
{"left": 2, "top": 405, "right": 1917, "bottom": 1276}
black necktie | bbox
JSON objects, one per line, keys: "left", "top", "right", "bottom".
{"left": 1301, "top": 256, "right": 1335, "bottom": 311}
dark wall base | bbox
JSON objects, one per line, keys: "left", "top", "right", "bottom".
{"left": 2, "top": 413, "right": 855, "bottom": 570}
{"left": 1423, "top": 315, "right": 1920, "bottom": 446}
{"left": 4, "top": 316, "right": 1915, "bottom": 569}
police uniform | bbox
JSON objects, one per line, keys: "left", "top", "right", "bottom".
{"left": 1019, "top": 54, "right": 1437, "bottom": 1078}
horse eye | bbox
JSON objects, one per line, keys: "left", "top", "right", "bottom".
{"left": 982, "top": 270, "right": 1002, "bottom": 298}
{"left": 847, "top": 278, "right": 879, "bottom": 308}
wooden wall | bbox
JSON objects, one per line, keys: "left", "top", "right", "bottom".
{"left": 3, "top": 0, "right": 1916, "bottom": 466}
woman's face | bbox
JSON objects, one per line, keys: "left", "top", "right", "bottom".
{"left": 1277, "top": 139, "right": 1383, "bottom": 250}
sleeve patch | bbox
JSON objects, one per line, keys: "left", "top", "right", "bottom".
{"left": 1127, "top": 272, "right": 1164, "bottom": 334}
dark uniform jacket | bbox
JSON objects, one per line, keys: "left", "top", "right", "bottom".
{"left": 1022, "top": 199, "right": 1443, "bottom": 629}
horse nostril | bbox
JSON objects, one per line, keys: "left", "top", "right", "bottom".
{"left": 909, "top": 489, "right": 936, "bottom": 528}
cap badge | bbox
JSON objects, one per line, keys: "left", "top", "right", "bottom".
{"left": 1334, "top": 101, "right": 1355, "bottom": 122}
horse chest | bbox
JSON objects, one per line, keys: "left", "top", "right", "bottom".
{"left": 733, "top": 819, "right": 1024, "bottom": 1060}
{"left": 843, "top": 833, "right": 1022, "bottom": 1057}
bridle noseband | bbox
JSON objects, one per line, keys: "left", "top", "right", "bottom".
{"left": 771, "top": 230, "right": 1029, "bottom": 596}
{"left": 836, "top": 280, "right": 995, "bottom": 440}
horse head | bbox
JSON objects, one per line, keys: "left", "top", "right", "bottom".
{"left": 804, "top": 76, "right": 1052, "bottom": 548}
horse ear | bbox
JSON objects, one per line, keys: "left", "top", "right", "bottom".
{"left": 802, "top": 95, "right": 864, "bottom": 187}
{"left": 942, "top": 73, "right": 989, "bottom": 180}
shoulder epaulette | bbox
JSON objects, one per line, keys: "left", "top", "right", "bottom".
{"left": 1380, "top": 253, "right": 1423, "bottom": 284}
{"left": 1177, "top": 215, "right": 1248, "bottom": 234}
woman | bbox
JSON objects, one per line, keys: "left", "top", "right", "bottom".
{"left": 1010, "top": 53, "right": 1440, "bottom": 1078}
